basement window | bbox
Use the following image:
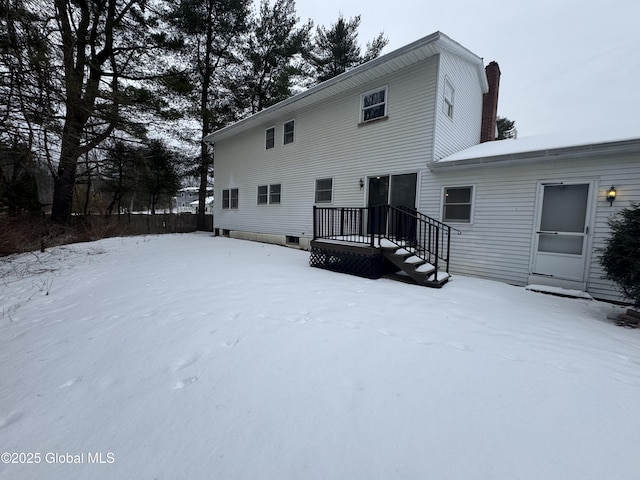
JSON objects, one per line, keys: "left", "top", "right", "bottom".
{"left": 443, "top": 186, "right": 473, "bottom": 223}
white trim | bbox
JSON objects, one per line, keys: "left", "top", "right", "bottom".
{"left": 440, "top": 184, "right": 475, "bottom": 224}
{"left": 265, "top": 126, "right": 276, "bottom": 150}
{"left": 283, "top": 119, "right": 295, "bottom": 145}
{"left": 529, "top": 179, "right": 596, "bottom": 283}
{"left": 314, "top": 177, "right": 334, "bottom": 204}
{"left": 443, "top": 77, "right": 455, "bottom": 119}
{"left": 360, "top": 85, "right": 388, "bottom": 123}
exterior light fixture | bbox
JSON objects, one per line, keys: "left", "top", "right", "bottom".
{"left": 607, "top": 185, "right": 617, "bottom": 206}
{"left": 359, "top": 178, "right": 364, "bottom": 189}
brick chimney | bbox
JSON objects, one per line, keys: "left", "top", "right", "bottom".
{"left": 480, "top": 61, "right": 501, "bottom": 143}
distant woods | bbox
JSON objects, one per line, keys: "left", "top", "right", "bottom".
{"left": 0, "top": 0, "right": 389, "bottom": 224}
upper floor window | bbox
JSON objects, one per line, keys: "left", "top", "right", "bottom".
{"left": 443, "top": 79, "right": 455, "bottom": 119}
{"left": 315, "top": 178, "right": 333, "bottom": 203}
{"left": 222, "top": 188, "right": 239, "bottom": 209}
{"left": 283, "top": 120, "right": 295, "bottom": 145}
{"left": 265, "top": 126, "right": 275, "bottom": 149}
{"left": 360, "top": 86, "right": 387, "bottom": 123}
{"left": 443, "top": 186, "right": 473, "bottom": 223}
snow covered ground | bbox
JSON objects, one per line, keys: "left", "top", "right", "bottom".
{"left": 1, "top": 233, "right": 639, "bottom": 480}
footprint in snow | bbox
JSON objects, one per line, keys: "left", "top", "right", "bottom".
{"left": 171, "top": 353, "right": 199, "bottom": 371}
{"left": 174, "top": 376, "right": 199, "bottom": 390}
{"left": 59, "top": 376, "right": 84, "bottom": 389}
{"left": 448, "top": 341, "right": 471, "bottom": 351}
{"left": 0, "top": 410, "right": 23, "bottom": 430}
{"left": 222, "top": 338, "right": 240, "bottom": 348}
{"left": 377, "top": 329, "right": 394, "bottom": 337}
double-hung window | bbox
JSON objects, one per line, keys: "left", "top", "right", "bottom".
{"left": 443, "top": 79, "right": 455, "bottom": 119}
{"left": 315, "top": 178, "right": 333, "bottom": 203}
{"left": 283, "top": 120, "right": 295, "bottom": 145}
{"left": 360, "top": 86, "right": 387, "bottom": 123}
{"left": 443, "top": 186, "right": 473, "bottom": 223}
{"left": 257, "top": 184, "right": 281, "bottom": 205}
{"left": 265, "top": 126, "right": 275, "bottom": 149}
{"left": 222, "top": 188, "right": 239, "bottom": 209}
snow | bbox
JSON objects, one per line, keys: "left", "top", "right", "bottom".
{"left": 1, "top": 233, "right": 640, "bottom": 479}
{"left": 526, "top": 284, "right": 594, "bottom": 300}
{"left": 437, "top": 126, "right": 640, "bottom": 164}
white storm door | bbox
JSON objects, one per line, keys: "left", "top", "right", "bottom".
{"left": 532, "top": 182, "right": 592, "bottom": 281}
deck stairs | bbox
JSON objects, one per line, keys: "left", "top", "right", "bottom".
{"left": 380, "top": 240, "right": 450, "bottom": 288}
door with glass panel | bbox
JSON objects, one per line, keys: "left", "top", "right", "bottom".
{"left": 531, "top": 182, "right": 592, "bottom": 281}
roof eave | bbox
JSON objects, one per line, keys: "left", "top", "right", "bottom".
{"left": 430, "top": 139, "right": 640, "bottom": 170}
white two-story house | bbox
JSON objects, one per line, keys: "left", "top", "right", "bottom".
{"left": 205, "top": 31, "right": 640, "bottom": 302}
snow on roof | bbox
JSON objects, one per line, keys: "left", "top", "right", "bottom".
{"left": 436, "top": 127, "right": 640, "bottom": 166}
{"left": 189, "top": 197, "right": 214, "bottom": 206}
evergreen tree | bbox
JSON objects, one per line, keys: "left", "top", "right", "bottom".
{"left": 231, "top": 0, "right": 312, "bottom": 115}
{"left": 309, "top": 15, "right": 388, "bottom": 83}
{"left": 599, "top": 203, "right": 640, "bottom": 307}
{"left": 497, "top": 116, "right": 516, "bottom": 140}
{"left": 165, "top": 0, "right": 251, "bottom": 230}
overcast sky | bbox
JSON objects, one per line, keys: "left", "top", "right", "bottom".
{"left": 277, "top": 0, "right": 640, "bottom": 138}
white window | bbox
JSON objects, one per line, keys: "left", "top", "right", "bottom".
{"left": 265, "top": 126, "right": 275, "bottom": 149}
{"left": 443, "top": 186, "right": 473, "bottom": 223}
{"left": 257, "top": 185, "right": 268, "bottom": 205}
{"left": 443, "top": 79, "right": 455, "bottom": 118}
{"left": 360, "top": 86, "right": 387, "bottom": 123}
{"left": 222, "top": 188, "right": 239, "bottom": 209}
{"left": 257, "top": 184, "right": 281, "bottom": 205}
{"left": 315, "top": 178, "right": 333, "bottom": 203}
{"left": 283, "top": 120, "right": 295, "bottom": 145}
{"left": 269, "top": 184, "right": 281, "bottom": 204}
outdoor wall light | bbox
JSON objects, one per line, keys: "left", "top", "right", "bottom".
{"left": 607, "top": 185, "right": 617, "bottom": 206}
{"left": 359, "top": 178, "right": 364, "bottom": 189}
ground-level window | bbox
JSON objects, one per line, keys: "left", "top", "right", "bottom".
{"left": 283, "top": 120, "right": 295, "bottom": 145}
{"left": 360, "top": 86, "right": 387, "bottom": 123}
{"left": 315, "top": 178, "right": 333, "bottom": 203}
{"left": 257, "top": 184, "right": 281, "bottom": 205}
{"left": 265, "top": 126, "right": 275, "bottom": 149}
{"left": 443, "top": 186, "right": 473, "bottom": 223}
{"left": 222, "top": 188, "right": 239, "bottom": 209}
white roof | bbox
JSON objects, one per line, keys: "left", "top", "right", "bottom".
{"left": 434, "top": 126, "right": 640, "bottom": 168}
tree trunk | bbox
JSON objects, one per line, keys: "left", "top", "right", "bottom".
{"left": 50, "top": 147, "right": 79, "bottom": 224}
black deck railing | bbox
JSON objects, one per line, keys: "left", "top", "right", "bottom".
{"left": 313, "top": 205, "right": 460, "bottom": 272}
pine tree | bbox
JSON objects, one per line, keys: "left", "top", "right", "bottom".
{"left": 599, "top": 203, "right": 640, "bottom": 307}
{"left": 497, "top": 116, "right": 516, "bottom": 140}
{"left": 165, "top": 0, "right": 251, "bottom": 230}
{"left": 231, "top": 0, "right": 312, "bottom": 115}
{"left": 309, "top": 15, "right": 388, "bottom": 83}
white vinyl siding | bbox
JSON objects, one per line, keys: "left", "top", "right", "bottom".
{"left": 433, "top": 51, "right": 485, "bottom": 161}
{"left": 214, "top": 56, "right": 440, "bottom": 239}
{"left": 421, "top": 153, "right": 640, "bottom": 302}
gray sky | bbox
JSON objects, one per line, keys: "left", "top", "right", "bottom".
{"left": 284, "top": 0, "right": 640, "bottom": 137}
